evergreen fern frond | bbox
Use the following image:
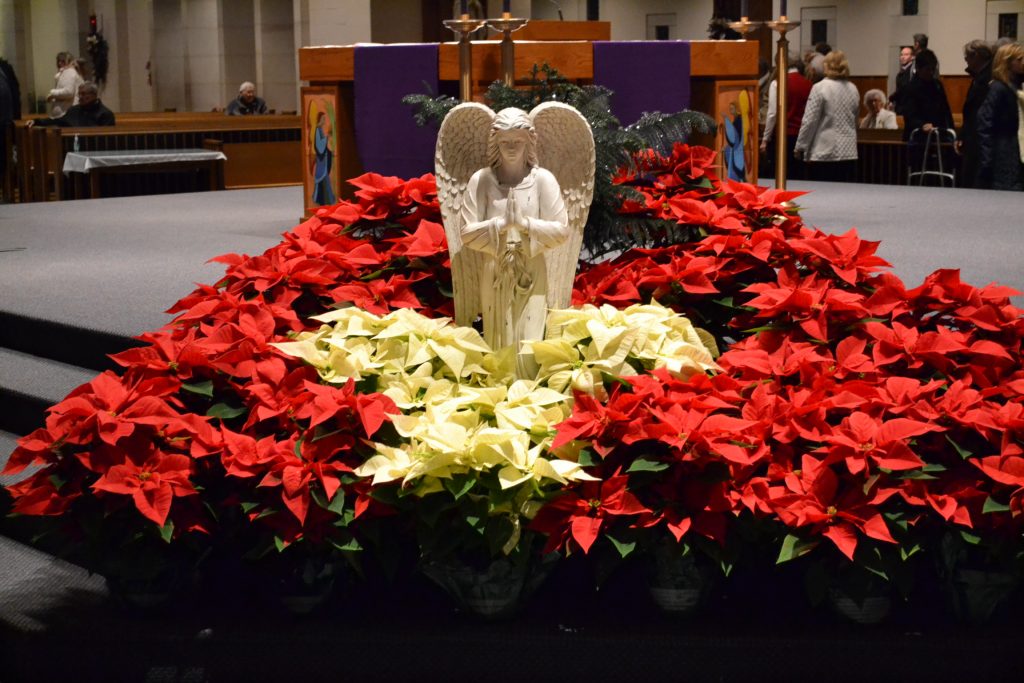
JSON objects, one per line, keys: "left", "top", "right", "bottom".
{"left": 402, "top": 92, "right": 460, "bottom": 128}
{"left": 627, "top": 110, "right": 716, "bottom": 154}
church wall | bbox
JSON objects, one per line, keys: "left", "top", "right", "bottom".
{"left": 598, "top": 0, "right": 714, "bottom": 40}
{"left": 300, "top": 0, "right": 372, "bottom": 46}
{"left": 153, "top": 0, "right": 187, "bottom": 111}
{"left": 220, "top": 0, "right": 257, "bottom": 111}
{"left": 124, "top": 0, "right": 156, "bottom": 112}
{"left": 183, "top": 0, "right": 226, "bottom": 111}
{"left": 256, "top": 0, "right": 298, "bottom": 113}
{"left": 530, "top": 0, "right": 715, "bottom": 40}
{"left": 370, "top": 0, "right": 421, "bottom": 43}
{"left": 26, "top": 0, "right": 80, "bottom": 113}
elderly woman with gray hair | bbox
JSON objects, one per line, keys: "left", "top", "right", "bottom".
{"left": 860, "top": 89, "right": 898, "bottom": 129}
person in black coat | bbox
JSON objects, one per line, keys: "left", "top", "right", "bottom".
{"left": 958, "top": 40, "right": 994, "bottom": 188}
{"left": 900, "top": 49, "right": 955, "bottom": 179}
{"left": 976, "top": 42, "right": 1024, "bottom": 191}
{"left": 900, "top": 49, "right": 954, "bottom": 140}
{"left": 30, "top": 82, "right": 115, "bottom": 128}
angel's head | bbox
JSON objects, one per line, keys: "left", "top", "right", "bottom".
{"left": 488, "top": 108, "right": 538, "bottom": 169}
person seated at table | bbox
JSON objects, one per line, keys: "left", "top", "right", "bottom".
{"left": 30, "top": 82, "right": 115, "bottom": 127}
{"left": 860, "top": 89, "right": 898, "bottom": 129}
{"left": 225, "top": 81, "right": 268, "bottom": 115}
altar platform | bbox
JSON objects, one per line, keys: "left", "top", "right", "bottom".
{"left": 2, "top": 181, "right": 1023, "bottom": 681}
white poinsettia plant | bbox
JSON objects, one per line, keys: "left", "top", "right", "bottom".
{"left": 272, "top": 301, "right": 718, "bottom": 559}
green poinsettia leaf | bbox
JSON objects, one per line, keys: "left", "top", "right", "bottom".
{"left": 900, "top": 543, "right": 923, "bottom": 561}
{"left": 606, "top": 534, "right": 636, "bottom": 559}
{"left": 444, "top": 476, "right": 475, "bottom": 501}
{"left": 182, "top": 380, "right": 214, "bottom": 397}
{"left": 326, "top": 490, "right": 347, "bottom": 515}
{"left": 578, "top": 449, "right": 598, "bottom": 467}
{"left": 627, "top": 458, "right": 669, "bottom": 473}
{"left": 464, "top": 514, "right": 485, "bottom": 534}
{"left": 982, "top": 496, "right": 1011, "bottom": 514}
{"left": 159, "top": 520, "right": 174, "bottom": 544}
{"left": 206, "top": 403, "right": 247, "bottom": 420}
{"left": 959, "top": 529, "right": 982, "bottom": 545}
{"left": 331, "top": 538, "right": 362, "bottom": 553}
{"left": 776, "top": 533, "right": 817, "bottom": 564}
{"left": 896, "top": 469, "right": 939, "bottom": 480}
{"left": 945, "top": 435, "right": 973, "bottom": 460}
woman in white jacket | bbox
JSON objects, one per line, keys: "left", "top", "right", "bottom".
{"left": 47, "top": 51, "right": 84, "bottom": 118}
{"left": 794, "top": 50, "right": 861, "bottom": 182}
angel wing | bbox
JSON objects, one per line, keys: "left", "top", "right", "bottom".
{"left": 435, "top": 102, "right": 494, "bottom": 327}
{"left": 529, "top": 102, "right": 595, "bottom": 312}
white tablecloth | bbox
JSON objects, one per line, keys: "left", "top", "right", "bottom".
{"left": 63, "top": 149, "right": 227, "bottom": 174}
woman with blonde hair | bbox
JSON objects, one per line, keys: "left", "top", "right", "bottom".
{"left": 860, "top": 89, "right": 898, "bottom": 129}
{"left": 795, "top": 50, "right": 860, "bottom": 182}
{"left": 46, "top": 51, "right": 84, "bottom": 118}
{"left": 976, "top": 42, "right": 1024, "bottom": 190}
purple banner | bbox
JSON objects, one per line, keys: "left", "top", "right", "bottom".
{"left": 354, "top": 44, "right": 439, "bottom": 179}
{"left": 593, "top": 41, "right": 692, "bottom": 126}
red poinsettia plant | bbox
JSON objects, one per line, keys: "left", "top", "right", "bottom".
{"left": 3, "top": 142, "right": 1024, "bottom": 616}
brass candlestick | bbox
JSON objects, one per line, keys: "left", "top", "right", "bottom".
{"left": 444, "top": 16, "right": 487, "bottom": 101}
{"left": 727, "top": 16, "right": 763, "bottom": 38}
{"left": 486, "top": 14, "right": 529, "bottom": 87}
{"left": 765, "top": 17, "right": 800, "bottom": 189}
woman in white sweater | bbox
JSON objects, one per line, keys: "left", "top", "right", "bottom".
{"left": 794, "top": 50, "right": 861, "bottom": 182}
{"left": 47, "top": 51, "right": 84, "bottom": 119}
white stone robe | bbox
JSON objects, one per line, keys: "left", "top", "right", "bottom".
{"left": 460, "top": 165, "right": 569, "bottom": 360}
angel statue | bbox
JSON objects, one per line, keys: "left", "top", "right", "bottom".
{"left": 435, "top": 102, "right": 595, "bottom": 375}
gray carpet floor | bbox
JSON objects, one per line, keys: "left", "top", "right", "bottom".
{"left": 791, "top": 181, "right": 1024, "bottom": 305}
{"left": 0, "top": 186, "right": 303, "bottom": 338}
{"left": 1, "top": 182, "right": 1020, "bottom": 345}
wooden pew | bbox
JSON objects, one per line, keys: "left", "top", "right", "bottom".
{"left": 1, "top": 121, "right": 12, "bottom": 202}
{"left": 20, "top": 114, "right": 302, "bottom": 201}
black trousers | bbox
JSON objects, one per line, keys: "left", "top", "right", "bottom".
{"left": 806, "top": 159, "right": 856, "bottom": 183}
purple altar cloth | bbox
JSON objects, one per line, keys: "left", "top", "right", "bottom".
{"left": 592, "top": 41, "right": 692, "bottom": 126}
{"left": 354, "top": 44, "right": 439, "bottom": 179}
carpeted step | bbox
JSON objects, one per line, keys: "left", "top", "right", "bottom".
{"left": 0, "top": 309, "right": 137, "bottom": 373}
{"left": 0, "top": 430, "right": 39, "bottom": 544}
{"left": 0, "top": 533, "right": 108, "bottom": 635}
{"left": 0, "top": 429, "right": 26, "bottom": 484}
{"left": 0, "top": 347, "right": 98, "bottom": 436}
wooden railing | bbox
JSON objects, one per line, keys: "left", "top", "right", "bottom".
{"left": 856, "top": 128, "right": 909, "bottom": 185}
{"left": 8, "top": 113, "right": 302, "bottom": 202}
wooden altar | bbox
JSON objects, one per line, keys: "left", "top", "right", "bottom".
{"left": 298, "top": 39, "right": 759, "bottom": 216}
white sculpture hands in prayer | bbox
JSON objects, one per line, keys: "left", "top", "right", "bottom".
{"left": 435, "top": 103, "right": 595, "bottom": 373}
